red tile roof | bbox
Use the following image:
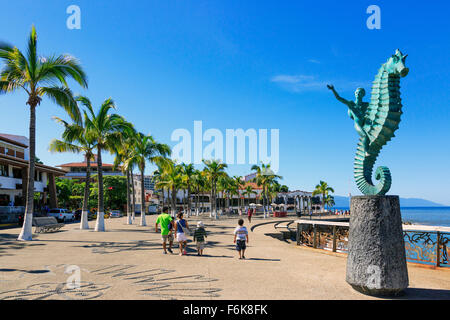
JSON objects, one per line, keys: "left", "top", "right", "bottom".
{"left": 57, "top": 162, "right": 116, "bottom": 168}
{"left": 240, "top": 182, "right": 263, "bottom": 190}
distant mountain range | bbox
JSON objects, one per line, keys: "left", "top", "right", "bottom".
{"left": 332, "top": 195, "right": 445, "bottom": 208}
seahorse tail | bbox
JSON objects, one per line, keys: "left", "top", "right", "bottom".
{"left": 353, "top": 139, "right": 392, "bottom": 195}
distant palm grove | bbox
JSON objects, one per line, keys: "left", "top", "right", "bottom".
{"left": 0, "top": 26, "right": 331, "bottom": 241}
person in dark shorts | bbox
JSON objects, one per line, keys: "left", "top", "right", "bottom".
{"left": 247, "top": 208, "right": 253, "bottom": 223}
{"left": 233, "top": 219, "right": 249, "bottom": 259}
{"left": 193, "top": 221, "right": 207, "bottom": 256}
{"left": 155, "top": 206, "right": 174, "bottom": 254}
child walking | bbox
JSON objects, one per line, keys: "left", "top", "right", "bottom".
{"left": 233, "top": 219, "right": 249, "bottom": 259}
{"left": 175, "top": 212, "right": 189, "bottom": 256}
{"left": 193, "top": 221, "right": 207, "bottom": 256}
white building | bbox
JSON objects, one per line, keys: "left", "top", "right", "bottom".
{"left": 0, "top": 133, "right": 65, "bottom": 223}
{"left": 132, "top": 174, "right": 157, "bottom": 212}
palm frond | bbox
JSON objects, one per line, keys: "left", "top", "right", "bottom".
{"left": 39, "top": 86, "right": 81, "bottom": 123}
{"left": 48, "top": 138, "right": 82, "bottom": 154}
{"left": 26, "top": 25, "right": 38, "bottom": 81}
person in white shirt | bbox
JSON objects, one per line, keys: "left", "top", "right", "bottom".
{"left": 233, "top": 219, "right": 249, "bottom": 259}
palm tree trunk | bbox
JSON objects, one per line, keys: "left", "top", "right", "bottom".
{"left": 126, "top": 169, "right": 132, "bottom": 224}
{"left": 195, "top": 187, "right": 199, "bottom": 216}
{"left": 264, "top": 186, "right": 269, "bottom": 219}
{"left": 95, "top": 147, "right": 105, "bottom": 231}
{"left": 131, "top": 170, "right": 136, "bottom": 221}
{"left": 18, "top": 104, "right": 36, "bottom": 241}
{"left": 238, "top": 192, "right": 241, "bottom": 215}
{"left": 187, "top": 183, "right": 191, "bottom": 217}
{"left": 198, "top": 189, "right": 205, "bottom": 214}
{"left": 140, "top": 168, "right": 146, "bottom": 226}
{"left": 183, "top": 189, "right": 187, "bottom": 216}
{"left": 165, "top": 188, "right": 168, "bottom": 207}
{"left": 160, "top": 188, "right": 165, "bottom": 209}
{"left": 213, "top": 182, "right": 217, "bottom": 219}
{"left": 171, "top": 186, "right": 176, "bottom": 216}
{"left": 209, "top": 184, "right": 214, "bottom": 218}
{"left": 80, "top": 154, "right": 91, "bottom": 229}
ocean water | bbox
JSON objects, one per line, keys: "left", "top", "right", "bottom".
{"left": 333, "top": 206, "right": 450, "bottom": 227}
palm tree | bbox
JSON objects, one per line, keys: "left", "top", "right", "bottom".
{"left": 180, "top": 163, "right": 195, "bottom": 217}
{"left": 218, "top": 174, "right": 233, "bottom": 214}
{"left": 156, "top": 159, "right": 183, "bottom": 215}
{"left": 266, "top": 181, "right": 280, "bottom": 207}
{"left": 125, "top": 133, "right": 171, "bottom": 226}
{"left": 78, "top": 96, "right": 132, "bottom": 231}
{"left": 112, "top": 126, "right": 137, "bottom": 225}
{"left": 242, "top": 185, "right": 256, "bottom": 209}
{"left": 233, "top": 176, "right": 245, "bottom": 215}
{"left": 251, "top": 163, "right": 282, "bottom": 218}
{"left": 153, "top": 168, "right": 165, "bottom": 209}
{"left": 312, "top": 180, "right": 335, "bottom": 213}
{"left": 49, "top": 116, "right": 96, "bottom": 230}
{"left": 202, "top": 160, "right": 228, "bottom": 219}
{"left": 0, "top": 26, "right": 88, "bottom": 240}
{"left": 190, "top": 170, "right": 201, "bottom": 215}
{"left": 324, "top": 195, "right": 335, "bottom": 211}
{"left": 191, "top": 169, "right": 209, "bottom": 216}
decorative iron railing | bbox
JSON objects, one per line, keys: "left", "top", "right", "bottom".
{"left": 403, "top": 230, "right": 449, "bottom": 267}
{"left": 295, "top": 220, "right": 450, "bottom": 268}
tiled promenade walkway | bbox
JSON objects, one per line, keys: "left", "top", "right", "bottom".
{"left": 0, "top": 214, "right": 449, "bottom": 300}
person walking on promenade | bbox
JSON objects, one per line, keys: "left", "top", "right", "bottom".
{"left": 233, "top": 219, "right": 249, "bottom": 260}
{"left": 247, "top": 208, "right": 253, "bottom": 224}
{"left": 193, "top": 221, "right": 207, "bottom": 256}
{"left": 175, "top": 212, "right": 190, "bottom": 256}
{"left": 155, "top": 206, "right": 174, "bottom": 254}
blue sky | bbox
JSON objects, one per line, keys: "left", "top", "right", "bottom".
{"left": 1, "top": 1, "right": 449, "bottom": 204}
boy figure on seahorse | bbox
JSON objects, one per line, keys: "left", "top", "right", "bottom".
{"left": 326, "top": 49, "right": 409, "bottom": 196}
{"left": 327, "top": 84, "right": 372, "bottom": 156}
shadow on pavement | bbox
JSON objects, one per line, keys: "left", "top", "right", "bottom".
{"left": 399, "top": 288, "right": 450, "bottom": 300}
{"left": 246, "top": 257, "right": 281, "bottom": 262}
{"left": 0, "top": 268, "right": 50, "bottom": 274}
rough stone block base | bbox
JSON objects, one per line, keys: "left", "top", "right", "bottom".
{"left": 346, "top": 195, "right": 409, "bottom": 296}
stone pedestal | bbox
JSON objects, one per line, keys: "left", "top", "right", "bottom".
{"left": 346, "top": 195, "right": 409, "bottom": 296}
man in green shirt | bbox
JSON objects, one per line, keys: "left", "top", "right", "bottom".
{"left": 155, "top": 207, "right": 174, "bottom": 254}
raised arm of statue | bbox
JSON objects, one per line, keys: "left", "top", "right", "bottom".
{"left": 327, "top": 84, "right": 351, "bottom": 106}
{"left": 327, "top": 84, "right": 353, "bottom": 108}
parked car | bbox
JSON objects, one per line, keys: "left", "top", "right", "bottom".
{"left": 88, "top": 211, "right": 97, "bottom": 221}
{"left": 73, "top": 209, "right": 92, "bottom": 220}
{"left": 89, "top": 211, "right": 110, "bottom": 220}
{"left": 48, "top": 208, "right": 74, "bottom": 222}
{"left": 148, "top": 205, "right": 157, "bottom": 215}
{"left": 109, "top": 210, "right": 122, "bottom": 218}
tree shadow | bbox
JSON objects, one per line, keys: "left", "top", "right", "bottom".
{"left": 0, "top": 268, "right": 50, "bottom": 274}
{"left": 0, "top": 233, "right": 20, "bottom": 240}
{"left": 0, "top": 234, "right": 46, "bottom": 256}
{"left": 111, "top": 229, "right": 160, "bottom": 233}
{"left": 188, "top": 254, "right": 234, "bottom": 259}
{"left": 397, "top": 288, "right": 450, "bottom": 300}
{"left": 246, "top": 257, "right": 281, "bottom": 262}
{"left": 78, "top": 240, "right": 165, "bottom": 254}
